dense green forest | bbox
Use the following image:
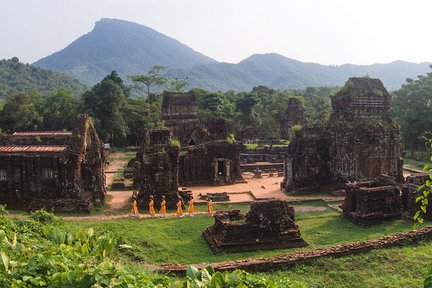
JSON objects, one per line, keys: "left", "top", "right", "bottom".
{"left": 0, "top": 65, "right": 431, "bottom": 155}
{"left": 0, "top": 58, "right": 87, "bottom": 98}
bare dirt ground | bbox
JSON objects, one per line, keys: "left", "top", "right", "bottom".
{"left": 105, "top": 153, "right": 127, "bottom": 185}
{"left": 60, "top": 171, "right": 338, "bottom": 220}
{"left": 188, "top": 174, "right": 343, "bottom": 203}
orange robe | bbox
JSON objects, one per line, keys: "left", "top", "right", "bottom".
{"left": 176, "top": 200, "right": 184, "bottom": 217}
{"left": 130, "top": 200, "right": 139, "bottom": 215}
{"left": 208, "top": 200, "right": 214, "bottom": 216}
{"left": 188, "top": 199, "right": 195, "bottom": 215}
{"left": 149, "top": 199, "right": 156, "bottom": 217}
{"left": 159, "top": 200, "right": 166, "bottom": 216}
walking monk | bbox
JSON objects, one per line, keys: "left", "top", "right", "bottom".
{"left": 188, "top": 196, "right": 195, "bottom": 217}
{"left": 149, "top": 195, "right": 156, "bottom": 218}
{"left": 207, "top": 196, "right": 214, "bottom": 216}
{"left": 176, "top": 197, "right": 184, "bottom": 218}
{"left": 130, "top": 191, "right": 139, "bottom": 217}
{"left": 159, "top": 195, "right": 166, "bottom": 217}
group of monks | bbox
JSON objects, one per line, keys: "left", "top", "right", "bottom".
{"left": 130, "top": 191, "right": 214, "bottom": 218}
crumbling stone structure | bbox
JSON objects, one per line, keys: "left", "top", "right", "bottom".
{"left": 162, "top": 91, "right": 202, "bottom": 145}
{"left": 283, "top": 77, "right": 403, "bottom": 193}
{"left": 134, "top": 94, "right": 243, "bottom": 202}
{"left": 340, "top": 175, "right": 402, "bottom": 225}
{"left": 203, "top": 199, "right": 307, "bottom": 253}
{"left": 0, "top": 115, "right": 106, "bottom": 212}
{"left": 280, "top": 98, "right": 306, "bottom": 139}
{"left": 282, "top": 126, "right": 330, "bottom": 192}
{"left": 135, "top": 127, "right": 179, "bottom": 210}
{"left": 237, "top": 125, "right": 260, "bottom": 142}
{"left": 179, "top": 142, "right": 243, "bottom": 185}
{"left": 328, "top": 77, "right": 403, "bottom": 183}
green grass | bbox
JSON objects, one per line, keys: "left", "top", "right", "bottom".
{"left": 404, "top": 157, "right": 429, "bottom": 171}
{"left": 63, "top": 211, "right": 429, "bottom": 266}
{"left": 261, "top": 242, "right": 432, "bottom": 287}
{"left": 405, "top": 149, "right": 431, "bottom": 162}
{"left": 244, "top": 143, "right": 259, "bottom": 149}
{"left": 41, "top": 201, "right": 432, "bottom": 287}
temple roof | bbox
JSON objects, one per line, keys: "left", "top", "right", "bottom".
{"left": 12, "top": 131, "right": 72, "bottom": 137}
{"left": 0, "top": 145, "right": 68, "bottom": 153}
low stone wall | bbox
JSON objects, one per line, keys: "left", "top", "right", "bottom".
{"left": 159, "top": 226, "right": 432, "bottom": 274}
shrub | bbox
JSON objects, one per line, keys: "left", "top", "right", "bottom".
{"left": 226, "top": 133, "right": 236, "bottom": 144}
{"left": 28, "top": 209, "right": 60, "bottom": 224}
{"left": 170, "top": 139, "right": 181, "bottom": 147}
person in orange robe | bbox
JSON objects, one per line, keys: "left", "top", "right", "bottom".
{"left": 188, "top": 196, "right": 195, "bottom": 217}
{"left": 159, "top": 195, "right": 166, "bottom": 217}
{"left": 176, "top": 198, "right": 184, "bottom": 218}
{"left": 207, "top": 196, "right": 214, "bottom": 216}
{"left": 130, "top": 191, "right": 139, "bottom": 216}
{"left": 149, "top": 195, "right": 156, "bottom": 218}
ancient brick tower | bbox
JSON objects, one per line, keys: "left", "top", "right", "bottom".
{"left": 328, "top": 77, "right": 403, "bottom": 183}
{"left": 136, "top": 128, "right": 180, "bottom": 210}
{"left": 280, "top": 97, "right": 306, "bottom": 139}
{"left": 161, "top": 91, "right": 202, "bottom": 145}
{"left": 283, "top": 77, "right": 404, "bottom": 193}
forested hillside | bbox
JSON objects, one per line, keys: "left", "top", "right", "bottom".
{"left": 167, "top": 54, "right": 432, "bottom": 91}
{"left": 32, "top": 19, "right": 431, "bottom": 90}
{"left": 0, "top": 57, "right": 86, "bottom": 98}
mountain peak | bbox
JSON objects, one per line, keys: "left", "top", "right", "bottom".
{"left": 34, "top": 19, "right": 216, "bottom": 84}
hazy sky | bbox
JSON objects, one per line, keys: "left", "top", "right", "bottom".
{"left": 1, "top": 0, "right": 431, "bottom": 65}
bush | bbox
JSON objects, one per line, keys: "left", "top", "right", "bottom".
{"left": 28, "top": 209, "right": 60, "bottom": 224}
{"left": 0, "top": 204, "right": 8, "bottom": 217}
{"left": 291, "top": 124, "right": 303, "bottom": 135}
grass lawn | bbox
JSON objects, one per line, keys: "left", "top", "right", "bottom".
{"left": 57, "top": 202, "right": 432, "bottom": 287}
{"left": 263, "top": 241, "right": 432, "bottom": 287}
{"left": 404, "top": 158, "right": 429, "bottom": 171}
{"left": 63, "top": 208, "right": 429, "bottom": 265}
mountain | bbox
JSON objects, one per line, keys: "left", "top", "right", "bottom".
{"left": 0, "top": 57, "right": 87, "bottom": 98}
{"left": 33, "top": 19, "right": 431, "bottom": 91}
{"left": 34, "top": 18, "right": 217, "bottom": 84}
{"left": 167, "top": 53, "right": 432, "bottom": 91}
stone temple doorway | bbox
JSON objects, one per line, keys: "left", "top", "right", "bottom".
{"left": 213, "top": 155, "right": 232, "bottom": 183}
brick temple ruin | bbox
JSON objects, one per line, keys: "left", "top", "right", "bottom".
{"left": 162, "top": 91, "right": 202, "bottom": 145}
{"left": 340, "top": 174, "right": 402, "bottom": 225}
{"left": 133, "top": 91, "right": 243, "bottom": 209}
{"left": 134, "top": 127, "right": 180, "bottom": 209}
{"left": 203, "top": 199, "right": 307, "bottom": 253}
{"left": 280, "top": 97, "right": 306, "bottom": 139}
{"left": 283, "top": 77, "right": 403, "bottom": 193}
{"left": 0, "top": 114, "right": 106, "bottom": 212}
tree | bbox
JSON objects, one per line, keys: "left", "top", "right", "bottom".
{"left": 0, "top": 92, "right": 42, "bottom": 133}
{"left": 81, "top": 72, "right": 128, "bottom": 145}
{"left": 392, "top": 66, "right": 432, "bottom": 157}
{"left": 235, "top": 92, "right": 260, "bottom": 126}
{"left": 129, "top": 65, "right": 167, "bottom": 97}
{"left": 414, "top": 136, "right": 432, "bottom": 225}
{"left": 39, "top": 88, "right": 78, "bottom": 131}
{"left": 165, "top": 77, "right": 190, "bottom": 92}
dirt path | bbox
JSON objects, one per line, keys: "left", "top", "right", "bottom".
{"left": 105, "top": 152, "right": 128, "bottom": 186}
{"left": 104, "top": 152, "right": 136, "bottom": 211}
